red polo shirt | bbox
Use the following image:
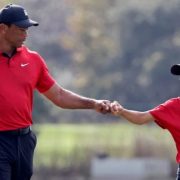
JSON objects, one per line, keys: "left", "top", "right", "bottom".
{"left": 0, "top": 46, "right": 55, "bottom": 130}
{"left": 149, "top": 97, "right": 180, "bottom": 162}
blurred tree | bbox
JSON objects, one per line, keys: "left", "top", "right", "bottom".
{"left": 63, "top": 0, "right": 180, "bottom": 110}
{"left": 61, "top": 0, "right": 119, "bottom": 98}
{"left": 111, "top": 7, "right": 180, "bottom": 109}
{"left": 0, "top": 0, "right": 15, "bottom": 7}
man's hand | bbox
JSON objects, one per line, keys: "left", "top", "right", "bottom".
{"left": 94, "top": 100, "right": 111, "bottom": 114}
{"left": 110, "top": 101, "right": 124, "bottom": 116}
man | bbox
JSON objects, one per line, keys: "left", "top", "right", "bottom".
{"left": 0, "top": 4, "right": 110, "bottom": 180}
{"left": 111, "top": 64, "right": 180, "bottom": 180}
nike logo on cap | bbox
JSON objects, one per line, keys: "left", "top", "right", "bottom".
{"left": 21, "top": 63, "right": 29, "bottom": 67}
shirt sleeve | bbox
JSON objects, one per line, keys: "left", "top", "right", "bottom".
{"left": 36, "top": 56, "right": 56, "bottom": 93}
{"left": 149, "top": 98, "right": 180, "bottom": 129}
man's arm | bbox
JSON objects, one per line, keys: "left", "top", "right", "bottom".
{"left": 42, "top": 83, "right": 110, "bottom": 114}
{"left": 111, "top": 101, "right": 155, "bottom": 124}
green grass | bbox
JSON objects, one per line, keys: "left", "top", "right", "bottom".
{"left": 33, "top": 122, "right": 176, "bottom": 168}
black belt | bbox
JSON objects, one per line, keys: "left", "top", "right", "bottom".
{"left": 0, "top": 126, "right": 31, "bottom": 136}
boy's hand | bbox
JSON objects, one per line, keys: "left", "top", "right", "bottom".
{"left": 110, "top": 101, "right": 124, "bottom": 116}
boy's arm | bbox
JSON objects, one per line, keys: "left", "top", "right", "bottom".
{"left": 111, "top": 101, "right": 155, "bottom": 125}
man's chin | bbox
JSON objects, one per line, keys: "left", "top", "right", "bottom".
{"left": 16, "top": 44, "right": 23, "bottom": 48}
{"left": 16, "top": 41, "right": 25, "bottom": 48}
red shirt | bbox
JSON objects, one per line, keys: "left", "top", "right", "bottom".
{"left": 149, "top": 97, "right": 180, "bottom": 162}
{"left": 0, "top": 46, "right": 55, "bottom": 130}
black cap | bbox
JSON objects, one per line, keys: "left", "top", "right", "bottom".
{"left": 171, "top": 64, "right": 180, "bottom": 75}
{"left": 0, "top": 4, "right": 39, "bottom": 28}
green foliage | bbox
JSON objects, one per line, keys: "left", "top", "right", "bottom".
{"left": 65, "top": 0, "right": 180, "bottom": 104}
{"left": 0, "top": 0, "right": 19, "bottom": 7}
{"left": 63, "top": 0, "right": 119, "bottom": 92}
{"left": 32, "top": 91, "right": 52, "bottom": 123}
{"left": 34, "top": 123, "right": 175, "bottom": 168}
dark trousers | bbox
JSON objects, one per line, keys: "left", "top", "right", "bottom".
{"left": 0, "top": 129, "right": 37, "bottom": 180}
{"left": 177, "top": 164, "right": 180, "bottom": 180}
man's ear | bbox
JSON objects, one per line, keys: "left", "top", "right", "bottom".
{"left": 0, "top": 23, "right": 9, "bottom": 34}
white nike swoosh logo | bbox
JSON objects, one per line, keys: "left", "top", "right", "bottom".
{"left": 21, "top": 63, "right": 29, "bottom": 67}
